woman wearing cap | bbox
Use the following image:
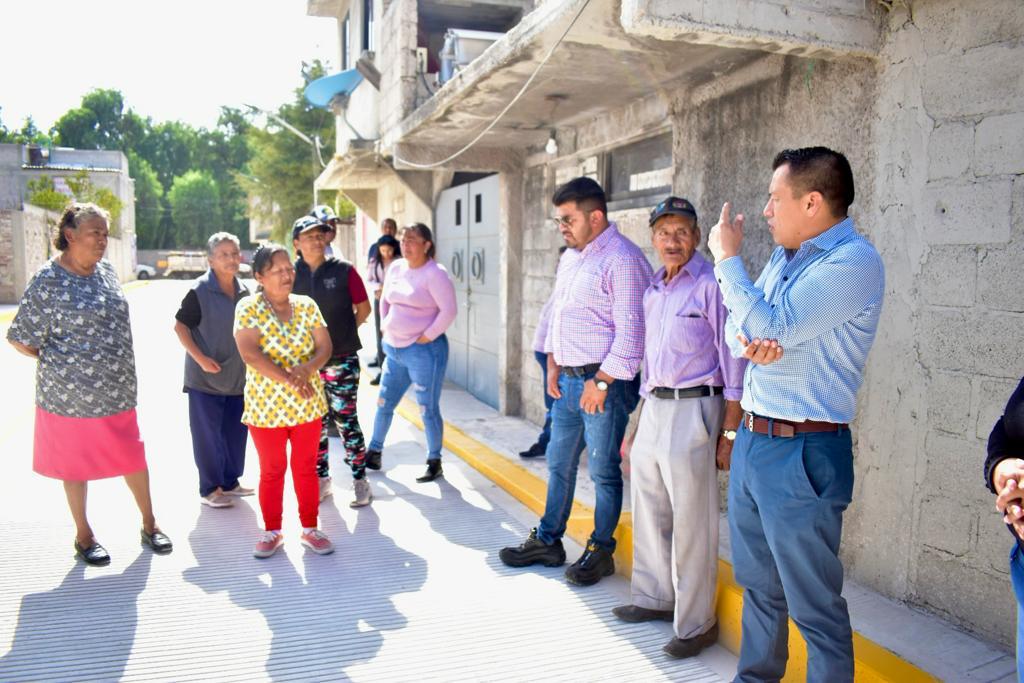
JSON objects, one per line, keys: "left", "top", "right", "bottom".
{"left": 173, "top": 232, "right": 253, "bottom": 509}
{"left": 366, "top": 233, "right": 400, "bottom": 386}
{"left": 291, "top": 215, "right": 373, "bottom": 508}
{"left": 7, "top": 203, "right": 172, "bottom": 566}
{"left": 234, "top": 243, "right": 334, "bottom": 558}
{"left": 365, "top": 223, "right": 457, "bottom": 483}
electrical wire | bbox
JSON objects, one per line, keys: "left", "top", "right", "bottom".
{"left": 391, "top": 0, "right": 592, "bottom": 170}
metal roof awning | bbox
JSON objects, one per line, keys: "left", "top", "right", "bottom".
{"left": 304, "top": 69, "right": 365, "bottom": 108}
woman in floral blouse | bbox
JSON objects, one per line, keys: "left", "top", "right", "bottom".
{"left": 234, "top": 243, "right": 334, "bottom": 558}
{"left": 7, "top": 203, "right": 172, "bottom": 566}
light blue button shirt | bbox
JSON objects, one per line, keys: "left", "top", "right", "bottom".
{"left": 714, "top": 217, "right": 884, "bottom": 423}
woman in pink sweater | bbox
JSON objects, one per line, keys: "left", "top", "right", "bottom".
{"left": 365, "top": 223, "right": 457, "bottom": 482}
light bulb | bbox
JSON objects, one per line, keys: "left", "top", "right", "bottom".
{"left": 545, "top": 131, "right": 558, "bottom": 155}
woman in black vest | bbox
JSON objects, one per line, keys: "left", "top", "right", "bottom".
{"left": 291, "top": 216, "right": 373, "bottom": 508}
{"left": 174, "top": 232, "right": 253, "bottom": 508}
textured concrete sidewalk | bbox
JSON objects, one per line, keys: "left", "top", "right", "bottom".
{"left": 0, "top": 280, "right": 733, "bottom": 682}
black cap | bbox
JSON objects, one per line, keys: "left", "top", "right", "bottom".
{"left": 292, "top": 215, "right": 328, "bottom": 241}
{"left": 649, "top": 196, "right": 697, "bottom": 226}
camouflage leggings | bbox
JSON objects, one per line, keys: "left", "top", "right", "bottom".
{"left": 316, "top": 353, "right": 367, "bottom": 480}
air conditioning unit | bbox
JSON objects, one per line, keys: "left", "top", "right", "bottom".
{"left": 438, "top": 29, "right": 505, "bottom": 85}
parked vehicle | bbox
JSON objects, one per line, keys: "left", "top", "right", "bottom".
{"left": 163, "top": 251, "right": 208, "bottom": 279}
{"left": 136, "top": 264, "right": 157, "bottom": 280}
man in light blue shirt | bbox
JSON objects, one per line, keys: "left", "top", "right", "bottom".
{"left": 708, "top": 147, "right": 884, "bottom": 682}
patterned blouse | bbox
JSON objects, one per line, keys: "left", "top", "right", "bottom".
{"left": 233, "top": 293, "right": 328, "bottom": 428}
{"left": 7, "top": 259, "right": 137, "bottom": 418}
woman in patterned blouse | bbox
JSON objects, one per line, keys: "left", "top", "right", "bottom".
{"left": 6, "top": 203, "right": 172, "bottom": 566}
{"left": 234, "top": 244, "right": 334, "bottom": 558}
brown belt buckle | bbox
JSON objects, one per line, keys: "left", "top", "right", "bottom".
{"left": 745, "top": 412, "right": 755, "bottom": 432}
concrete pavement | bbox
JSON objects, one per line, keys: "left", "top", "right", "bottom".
{"left": 0, "top": 279, "right": 734, "bottom": 682}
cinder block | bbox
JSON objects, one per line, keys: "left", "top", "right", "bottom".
{"left": 976, "top": 378, "right": 1022, "bottom": 440}
{"left": 914, "top": 0, "right": 1024, "bottom": 56}
{"left": 978, "top": 241, "right": 1024, "bottom": 313}
{"left": 921, "top": 178, "right": 1013, "bottom": 245}
{"left": 923, "top": 430, "right": 991, "bottom": 507}
{"left": 923, "top": 43, "right": 1024, "bottom": 118}
{"left": 927, "top": 371, "right": 973, "bottom": 434}
{"left": 975, "top": 113, "right": 1024, "bottom": 177}
{"left": 918, "top": 495, "right": 973, "bottom": 556}
{"left": 928, "top": 121, "right": 973, "bottom": 181}
{"left": 919, "top": 245, "right": 977, "bottom": 307}
{"left": 977, "top": 514, "right": 1013, "bottom": 575}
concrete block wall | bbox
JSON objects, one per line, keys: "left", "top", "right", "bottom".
{"left": 0, "top": 211, "right": 14, "bottom": 302}
{"left": 378, "top": 0, "right": 419, "bottom": 137}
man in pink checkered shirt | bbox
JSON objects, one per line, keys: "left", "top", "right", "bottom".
{"left": 500, "top": 177, "right": 652, "bottom": 587}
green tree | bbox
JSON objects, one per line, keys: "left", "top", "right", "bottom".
{"left": 241, "top": 61, "right": 336, "bottom": 243}
{"left": 26, "top": 171, "right": 124, "bottom": 235}
{"left": 168, "top": 170, "right": 221, "bottom": 248}
{"left": 126, "top": 152, "right": 165, "bottom": 248}
{"left": 25, "top": 176, "right": 69, "bottom": 212}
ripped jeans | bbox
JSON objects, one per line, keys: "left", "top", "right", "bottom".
{"left": 368, "top": 335, "right": 449, "bottom": 461}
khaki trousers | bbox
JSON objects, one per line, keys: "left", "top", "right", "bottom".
{"left": 630, "top": 394, "right": 723, "bottom": 639}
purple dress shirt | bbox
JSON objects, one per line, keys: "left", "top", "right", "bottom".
{"left": 642, "top": 251, "right": 746, "bottom": 400}
{"left": 542, "top": 223, "right": 653, "bottom": 380}
{"left": 532, "top": 297, "right": 554, "bottom": 353}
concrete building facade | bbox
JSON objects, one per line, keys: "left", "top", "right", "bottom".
{"left": 309, "top": 0, "right": 1024, "bottom": 647}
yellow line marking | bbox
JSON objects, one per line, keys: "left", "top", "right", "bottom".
{"left": 393, "top": 397, "right": 936, "bottom": 682}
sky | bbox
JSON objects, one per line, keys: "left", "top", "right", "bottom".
{"left": 0, "top": 0, "right": 340, "bottom": 133}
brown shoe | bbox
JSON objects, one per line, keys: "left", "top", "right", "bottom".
{"left": 612, "top": 604, "right": 674, "bottom": 623}
{"left": 663, "top": 623, "right": 719, "bottom": 659}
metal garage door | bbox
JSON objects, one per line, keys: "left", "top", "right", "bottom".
{"left": 433, "top": 175, "right": 500, "bottom": 408}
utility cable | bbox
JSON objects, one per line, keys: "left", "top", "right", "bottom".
{"left": 391, "top": 0, "right": 592, "bottom": 170}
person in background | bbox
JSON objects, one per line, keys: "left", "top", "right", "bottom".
{"left": 311, "top": 205, "right": 341, "bottom": 259}
{"left": 234, "top": 244, "right": 334, "bottom": 558}
{"left": 984, "top": 377, "right": 1024, "bottom": 675}
{"left": 365, "top": 223, "right": 457, "bottom": 483}
{"left": 174, "top": 232, "right": 253, "bottom": 509}
{"left": 366, "top": 234, "right": 401, "bottom": 386}
{"left": 519, "top": 245, "right": 568, "bottom": 459}
{"left": 7, "top": 203, "right": 172, "bottom": 566}
{"left": 709, "top": 147, "right": 883, "bottom": 681}
{"left": 366, "top": 217, "right": 399, "bottom": 370}
{"left": 291, "top": 215, "right": 373, "bottom": 508}
{"left": 500, "top": 177, "right": 652, "bottom": 587}
{"left": 611, "top": 196, "right": 746, "bottom": 659}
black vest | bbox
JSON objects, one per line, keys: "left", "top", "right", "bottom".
{"left": 293, "top": 257, "right": 362, "bottom": 357}
{"left": 183, "top": 270, "right": 249, "bottom": 395}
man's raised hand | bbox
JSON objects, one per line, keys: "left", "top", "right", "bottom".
{"left": 708, "top": 202, "right": 745, "bottom": 264}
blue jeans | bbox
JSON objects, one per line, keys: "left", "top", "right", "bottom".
{"left": 369, "top": 335, "right": 449, "bottom": 461}
{"left": 535, "top": 351, "right": 553, "bottom": 448}
{"left": 1011, "top": 543, "right": 1024, "bottom": 679}
{"left": 728, "top": 422, "right": 855, "bottom": 682}
{"left": 537, "top": 373, "right": 630, "bottom": 550}
{"left": 187, "top": 390, "right": 248, "bottom": 497}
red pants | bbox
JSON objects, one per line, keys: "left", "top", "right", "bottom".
{"left": 249, "top": 419, "right": 321, "bottom": 530}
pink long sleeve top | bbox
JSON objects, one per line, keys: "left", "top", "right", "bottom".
{"left": 380, "top": 258, "right": 457, "bottom": 348}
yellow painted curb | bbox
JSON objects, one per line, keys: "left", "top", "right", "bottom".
{"left": 394, "top": 398, "right": 936, "bottom": 682}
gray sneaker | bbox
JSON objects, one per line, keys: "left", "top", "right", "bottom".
{"left": 350, "top": 478, "right": 373, "bottom": 508}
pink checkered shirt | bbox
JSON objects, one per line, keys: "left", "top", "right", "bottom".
{"left": 542, "top": 223, "right": 653, "bottom": 380}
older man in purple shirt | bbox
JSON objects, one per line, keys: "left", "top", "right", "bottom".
{"left": 501, "top": 177, "right": 652, "bottom": 587}
{"left": 612, "top": 196, "right": 746, "bottom": 659}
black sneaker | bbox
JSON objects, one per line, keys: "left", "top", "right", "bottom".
{"left": 564, "top": 541, "right": 615, "bottom": 586}
{"left": 499, "top": 528, "right": 566, "bottom": 567}
{"left": 518, "top": 442, "right": 546, "bottom": 458}
{"left": 663, "top": 623, "right": 719, "bottom": 659}
{"left": 365, "top": 449, "right": 382, "bottom": 471}
{"left": 369, "top": 375, "right": 381, "bottom": 386}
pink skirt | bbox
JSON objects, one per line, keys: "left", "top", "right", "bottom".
{"left": 33, "top": 407, "right": 147, "bottom": 481}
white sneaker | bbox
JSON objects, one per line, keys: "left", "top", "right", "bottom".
{"left": 350, "top": 478, "right": 373, "bottom": 508}
{"left": 319, "top": 476, "right": 333, "bottom": 501}
{"left": 223, "top": 484, "right": 254, "bottom": 496}
{"left": 201, "top": 492, "right": 234, "bottom": 508}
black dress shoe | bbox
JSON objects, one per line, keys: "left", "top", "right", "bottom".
{"left": 612, "top": 604, "right": 674, "bottom": 623}
{"left": 499, "top": 528, "right": 566, "bottom": 567}
{"left": 74, "top": 540, "right": 111, "bottom": 566}
{"left": 565, "top": 541, "right": 615, "bottom": 586}
{"left": 518, "top": 442, "right": 547, "bottom": 458}
{"left": 416, "top": 459, "right": 443, "bottom": 482}
{"left": 368, "top": 359, "right": 381, "bottom": 368}
{"left": 365, "top": 449, "right": 382, "bottom": 471}
{"left": 663, "top": 623, "right": 719, "bottom": 659}
{"left": 141, "top": 528, "right": 173, "bottom": 554}
{"left": 369, "top": 375, "right": 381, "bottom": 386}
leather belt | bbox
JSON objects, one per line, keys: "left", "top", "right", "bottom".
{"left": 743, "top": 411, "right": 848, "bottom": 438}
{"left": 560, "top": 363, "right": 601, "bottom": 378}
{"left": 650, "top": 386, "right": 723, "bottom": 400}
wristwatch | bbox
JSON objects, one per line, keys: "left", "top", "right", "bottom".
{"left": 595, "top": 379, "right": 610, "bottom": 392}
{"left": 721, "top": 429, "right": 737, "bottom": 441}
